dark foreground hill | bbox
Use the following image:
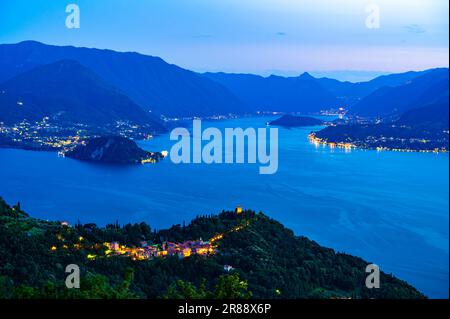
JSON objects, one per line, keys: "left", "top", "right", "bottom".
{"left": 0, "top": 197, "right": 424, "bottom": 299}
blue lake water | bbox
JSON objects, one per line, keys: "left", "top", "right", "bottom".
{"left": 0, "top": 116, "right": 448, "bottom": 298}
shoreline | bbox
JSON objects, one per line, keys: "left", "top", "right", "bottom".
{"left": 308, "top": 133, "right": 449, "bottom": 154}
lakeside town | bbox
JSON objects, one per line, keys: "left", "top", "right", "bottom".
{"left": 308, "top": 133, "right": 356, "bottom": 151}
{"left": 0, "top": 118, "right": 155, "bottom": 152}
{"left": 2, "top": 111, "right": 448, "bottom": 156}
{"left": 308, "top": 132, "right": 449, "bottom": 153}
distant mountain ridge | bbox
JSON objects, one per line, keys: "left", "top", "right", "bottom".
{"left": 204, "top": 72, "right": 339, "bottom": 113}
{"left": 204, "top": 69, "right": 443, "bottom": 114}
{"left": 0, "top": 41, "right": 447, "bottom": 121}
{"left": 315, "top": 70, "right": 430, "bottom": 106}
{"left": 0, "top": 41, "right": 248, "bottom": 117}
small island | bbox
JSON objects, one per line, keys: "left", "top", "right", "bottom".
{"left": 64, "top": 136, "right": 165, "bottom": 164}
{"left": 269, "top": 114, "right": 324, "bottom": 127}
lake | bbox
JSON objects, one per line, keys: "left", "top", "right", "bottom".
{"left": 0, "top": 116, "right": 448, "bottom": 298}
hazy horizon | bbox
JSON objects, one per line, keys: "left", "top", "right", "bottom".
{"left": 1, "top": 0, "right": 448, "bottom": 82}
{"left": 2, "top": 39, "right": 447, "bottom": 83}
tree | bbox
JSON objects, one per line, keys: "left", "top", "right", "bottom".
{"left": 213, "top": 273, "right": 252, "bottom": 299}
{"left": 162, "top": 279, "right": 207, "bottom": 299}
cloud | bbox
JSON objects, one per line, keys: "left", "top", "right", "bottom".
{"left": 404, "top": 24, "right": 426, "bottom": 34}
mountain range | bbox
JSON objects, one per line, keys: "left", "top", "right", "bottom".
{"left": 0, "top": 41, "right": 246, "bottom": 118}
{"left": 203, "top": 69, "right": 437, "bottom": 113}
{"left": 348, "top": 68, "right": 449, "bottom": 118}
{"left": 0, "top": 41, "right": 448, "bottom": 129}
{"left": 203, "top": 72, "right": 339, "bottom": 113}
{"left": 0, "top": 59, "right": 164, "bottom": 131}
{"left": 315, "top": 70, "right": 431, "bottom": 106}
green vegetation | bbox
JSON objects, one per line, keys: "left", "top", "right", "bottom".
{"left": 162, "top": 273, "right": 252, "bottom": 299}
{"left": 0, "top": 196, "right": 425, "bottom": 299}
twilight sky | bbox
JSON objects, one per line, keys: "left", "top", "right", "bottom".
{"left": 0, "top": 0, "right": 448, "bottom": 81}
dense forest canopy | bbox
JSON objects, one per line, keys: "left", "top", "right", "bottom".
{"left": 0, "top": 197, "right": 424, "bottom": 299}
